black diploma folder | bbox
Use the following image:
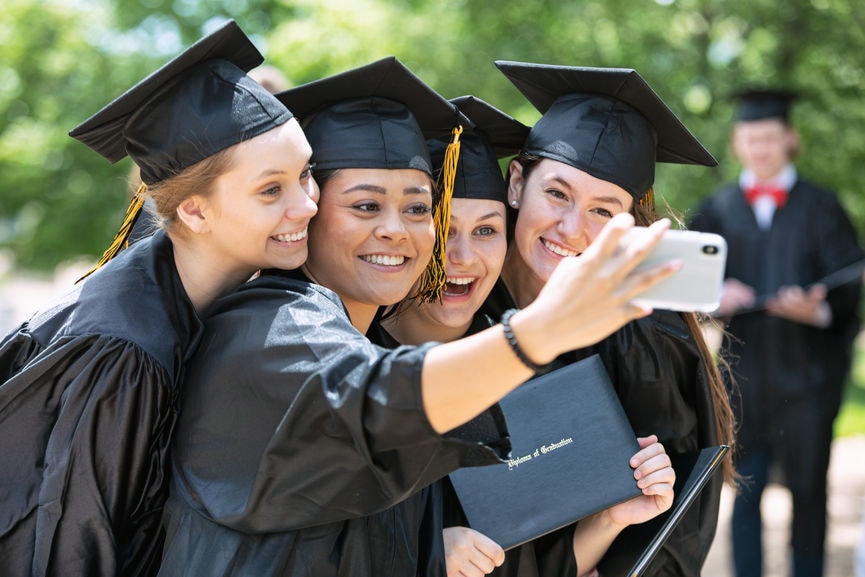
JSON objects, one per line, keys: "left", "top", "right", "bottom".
{"left": 448, "top": 354, "right": 642, "bottom": 550}
{"left": 624, "top": 444, "right": 730, "bottom": 577}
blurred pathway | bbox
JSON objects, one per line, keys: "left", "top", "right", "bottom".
{"left": 704, "top": 435, "right": 865, "bottom": 577}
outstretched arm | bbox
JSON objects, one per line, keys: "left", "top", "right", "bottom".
{"left": 422, "top": 215, "right": 678, "bottom": 433}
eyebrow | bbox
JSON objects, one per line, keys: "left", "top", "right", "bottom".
{"left": 545, "top": 174, "right": 625, "bottom": 207}
{"left": 255, "top": 168, "right": 287, "bottom": 179}
{"left": 477, "top": 210, "right": 505, "bottom": 220}
{"left": 342, "top": 183, "right": 432, "bottom": 196}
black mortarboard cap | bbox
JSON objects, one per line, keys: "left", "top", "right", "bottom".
{"left": 275, "top": 56, "right": 468, "bottom": 175}
{"left": 495, "top": 61, "right": 717, "bottom": 199}
{"left": 734, "top": 89, "right": 797, "bottom": 122}
{"left": 428, "top": 95, "right": 529, "bottom": 204}
{"left": 69, "top": 20, "right": 292, "bottom": 185}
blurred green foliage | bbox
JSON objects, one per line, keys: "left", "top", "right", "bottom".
{"left": 2, "top": 0, "right": 865, "bottom": 271}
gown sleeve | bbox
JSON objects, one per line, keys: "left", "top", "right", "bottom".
{"left": 0, "top": 329, "right": 176, "bottom": 577}
{"left": 172, "top": 278, "right": 508, "bottom": 534}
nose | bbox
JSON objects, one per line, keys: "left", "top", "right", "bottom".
{"left": 558, "top": 209, "right": 586, "bottom": 241}
{"left": 447, "top": 233, "right": 473, "bottom": 266}
{"left": 285, "top": 181, "right": 319, "bottom": 221}
{"left": 375, "top": 208, "right": 409, "bottom": 242}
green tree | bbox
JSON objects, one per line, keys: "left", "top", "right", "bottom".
{"left": 3, "top": 0, "right": 864, "bottom": 272}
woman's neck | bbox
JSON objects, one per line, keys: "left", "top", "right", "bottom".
{"left": 172, "top": 235, "right": 252, "bottom": 314}
{"left": 382, "top": 310, "right": 469, "bottom": 345}
{"left": 341, "top": 299, "right": 379, "bottom": 334}
{"left": 501, "top": 246, "right": 545, "bottom": 309}
{"left": 299, "top": 264, "right": 378, "bottom": 333}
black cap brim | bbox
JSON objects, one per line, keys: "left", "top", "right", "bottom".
{"left": 494, "top": 61, "right": 717, "bottom": 167}
{"left": 70, "top": 20, "right": 265, "bottom": 164}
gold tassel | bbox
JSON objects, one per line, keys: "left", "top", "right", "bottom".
{"left": 417, "top": 125, "right": 462, "bottom": 303}
{"left": 639, "top": 187, "right": 656, "bottom": 221}
{"left": 77, "top": 183, "right": 147, "bottom": 283}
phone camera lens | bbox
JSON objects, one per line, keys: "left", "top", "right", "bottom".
{"left": 702, "top": 244, "right": 719, "bottom": 255}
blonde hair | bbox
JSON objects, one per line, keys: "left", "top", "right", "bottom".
{"left": 146, "top": 147, "right": 236, "bottom": 234}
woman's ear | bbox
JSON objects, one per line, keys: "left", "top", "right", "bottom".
{"left": 175, "top": 195, "right": 211, "bottom": 234}
{"left": 507, "top": 159, "right": 524, "bottom": 209}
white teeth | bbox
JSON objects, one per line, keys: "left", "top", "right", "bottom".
{"left": 542, "top": 239, "right": 579, "bottom": 257}
{"left": 274, "top": 230, "right": 307, "bottom": 242}
{"left": 361, "top": 254, "right": 405, "bottom": 266}
{"left": 446, "top": 277, "right": 474, "bottom": 285}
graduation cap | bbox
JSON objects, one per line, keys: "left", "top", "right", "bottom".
{"left": 69, "top": 19, "right": 292, "bottom": 280}
{"left": 495, "top": 61, "right": 717, "bottom": 200}
{"left": 70, "top": 19, "right": 292, "bottom": 186}
{"left": 427, "top": 95, "right": 529, "bottom": 205}
{"left": 734, "top": 89, "right": 797, "bottom": 122}
{"left": 275, "top": 56, "right": 469, "bottom": 175}
{"left": 276, "top": 56, "right": 468, "bottom": 302}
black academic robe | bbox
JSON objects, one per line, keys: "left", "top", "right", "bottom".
{"left": 366, "top": 312, "right": 512, "bottom": 577}
{"left": 0, "top": 230, "right": 202, "bottom": 577}
{"left": 369, "top": 313, "right": 566, "bottom": 577}
{"left": 157, "top": 273, "right": 510, "bottom": 577}
{"left": 689, "top": 179, "right": 863, "bottom": 489}
{"left": 481, "top": 284, "right": 721, "bottom": 577}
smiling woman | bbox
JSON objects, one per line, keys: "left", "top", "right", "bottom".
{"left": 0, "top": 20, "right": 318, "bottom": 577}
{"left": 302, "top": 167, "right": 436, "bottom": 329}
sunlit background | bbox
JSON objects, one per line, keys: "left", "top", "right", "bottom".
{"left": 1, "top": 1, "right": 864, "bottom": 574}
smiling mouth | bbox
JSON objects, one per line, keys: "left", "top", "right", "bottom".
{"left": 273, "top": 230, "right": 308, "bottom": 242}
{"left": 361, "top": 254, "right": 406, "bottom": 266}
{"left": 443, "top": 277, "right": 474, "bottom": 297}
{"left": 542, "top": 238, "right": 580, "bottom": 257}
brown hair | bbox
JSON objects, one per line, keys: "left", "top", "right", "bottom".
{"left": 510, "top": 152, "right": 738, "bottom": 484}
{"left": 146, "top": 146, "right": 237, "bottom": 234}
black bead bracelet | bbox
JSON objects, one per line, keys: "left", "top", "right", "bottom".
{"left": 500, "top": 308, "right": 545, "bottom": 373}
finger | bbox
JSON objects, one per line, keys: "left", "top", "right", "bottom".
{"left": 634, "top": 450, "right": 675, "bottom": 483}
{"left": 630, "top": 436, "right": 664, "bottom": 468}
{"left": 636, "top": 435, "right": 659, "bottom": 449}
{"left": 617, "top": 219, "right": 672, "bottom": 268}
{"left": 579, "top": 213, "right": 636, "bottom": 265}
{"left": 473, "top": 536, "right": 506, "bottom": 567}
{"left": 809, "top": 283, "right": 827, "bottom": 301}
{"left": 633, "top": 448, "right": 673, "bottom": 483}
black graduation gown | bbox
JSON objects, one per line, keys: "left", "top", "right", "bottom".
{"left": 481, "top": 283, "right": 721, "bottom": 577}
{"left": 366, "top": 313, "right": 512, "bottom": 577}
{"left": 157, "top": 274, "right": 510, "bottom": 577}
{"left": 689, "top": 179, "right": 863, "bottom": 489}
{"left": 0, "top": 230, "right": 202, "bottom": 577}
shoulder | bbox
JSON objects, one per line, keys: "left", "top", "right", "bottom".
{"left": 792, "top": 178, "right": 844, "bottom": 206}
{"left": 210, "top": 273, "right": 348, "bottom": 322}
{"left": 688, "top": 183, "right": 743, "bottom": 229}
{"left": 608, "top": 310, "right": 697, "bottom": 356}
{"left": 26, "top": 232, "right": 199, "bottom": 374}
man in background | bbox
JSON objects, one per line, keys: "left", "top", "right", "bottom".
{"left": 690, "top": 89, "right": 864, "bottom": 577}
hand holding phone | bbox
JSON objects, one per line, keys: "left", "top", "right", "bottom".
{"left": 625, "top": 228, "right": 727, "bottom": 313}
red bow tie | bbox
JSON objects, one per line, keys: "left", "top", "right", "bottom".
{"left": 744, "top": 184, "right": 788, "bottom": 208}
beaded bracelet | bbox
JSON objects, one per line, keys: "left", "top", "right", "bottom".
{"left": 500, "top": 308, "right": 545, "bottom": 373}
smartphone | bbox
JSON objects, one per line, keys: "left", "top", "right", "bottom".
{"left": 626, "top": 227, "right": 727, "bottom": 313}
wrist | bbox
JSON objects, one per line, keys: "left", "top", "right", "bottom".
{"left": 501, "top": 308, "right": 554, "bottom": 370}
